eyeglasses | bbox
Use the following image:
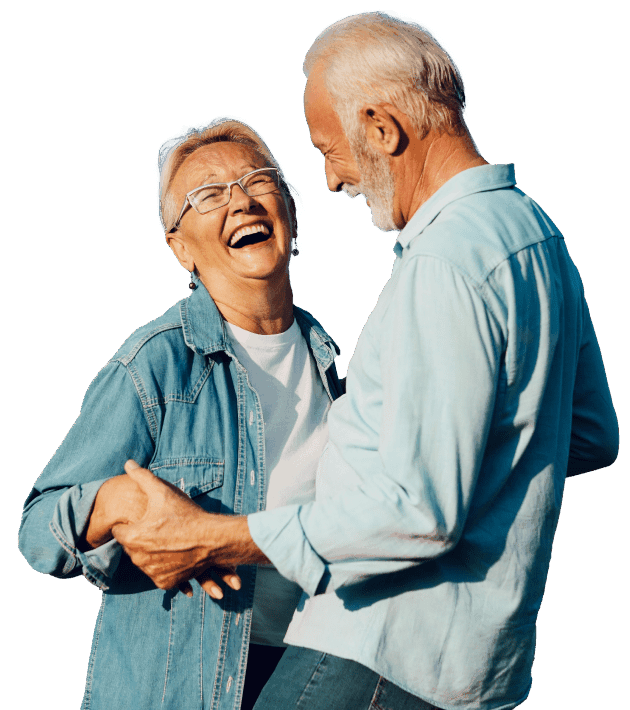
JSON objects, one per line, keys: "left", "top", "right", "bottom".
{"left": 168, "top": 167, "right": 281, "bottom": 233}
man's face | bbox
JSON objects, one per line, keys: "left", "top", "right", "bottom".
{"left": 169, "top": 142, "right": 294, "bottom": 284}
{"left": 304, "top": 67, "right": 397, "bottom": 232}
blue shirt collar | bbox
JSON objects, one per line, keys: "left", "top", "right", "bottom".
{"left": 395, "top": 164, "right": 516, "bottom": 254}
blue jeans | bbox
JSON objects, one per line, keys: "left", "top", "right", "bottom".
{"left": 253, "top": 647, "right": 441, "bottom": 710}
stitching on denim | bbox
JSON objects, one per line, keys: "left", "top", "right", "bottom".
{"left": 161, "top": 594, "right": 175, "bottom": 704}
{"left": 125, "top": 361, "right": 159, "bottom": 441}
{"left": 114, "top": 322, "right": 182, "bottom": 366}
{"left": 142, "top": 359, "right": 215, "bottom": 406}
{"left": 210, "top": 609, "right": 231, "bottom": 710}
{"left": 237, "top": 362, "right": 267, "bottom": 513}
{"left": 151, "top": 458, "right": 224, "bottom": 469}
{"left": 187, "top": 359, "right": 214, "bottom": 402}
{"left": 81, "top": 595, "right": 105, "bottom": 710}
{"left": 231, "top": 357, "right": 247, "bottom": 516}
{"left": 150, "top": 459, "right": 225, "bottom": 497}
{"left": 48, "top": 521, "right": 78, "bottom": 575}
{"left": 231, "top": 571, "right": 255, "bottom": 708}
{"left": 295, "top": 652, "right": 328, "bottom": 708}
{"left": 368, "top": 675, "right": 387, "bottom": 710}
{"left": 294, "top": 306, "right": 339, "bottom": 353}
{"left": 199, "top": 591, "right": 205, "bottom": 705}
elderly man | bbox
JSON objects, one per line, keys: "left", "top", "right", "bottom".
{"left": 115, "top": 12, "right": 618, "bottom": 710}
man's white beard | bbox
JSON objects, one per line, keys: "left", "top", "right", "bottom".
{"left": 343, "top": 144, "right": 397, "bottom": 232}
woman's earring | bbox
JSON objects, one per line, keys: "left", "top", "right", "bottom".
{"left": 291, "top": 238, "right": 299, "bottom": 257}
{"left": 189, "top": 271, "right": 197, "bottom": 290}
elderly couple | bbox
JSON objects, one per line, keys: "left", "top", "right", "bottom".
{"left": 19, "top": 12, "right": 617, "bottom": 710}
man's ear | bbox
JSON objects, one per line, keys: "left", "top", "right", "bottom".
{"left": 166, "top": 234, "right": 195, "bottom": 272}
{"left": 361, "top": 104, "right": 403, "bottom": 156}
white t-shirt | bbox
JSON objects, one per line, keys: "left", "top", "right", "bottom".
{"left": 224, "top": 319, "right": 331, "bottom": 646}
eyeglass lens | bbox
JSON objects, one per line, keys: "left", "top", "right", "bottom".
{"left": 190, "top": 169, "right": 279, "bottom": 214}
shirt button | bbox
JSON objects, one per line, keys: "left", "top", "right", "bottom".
{"left": 250, "top": 470, "right": 255, "bottom": 486}
{"left": 249, "top": 411, "right": 254, "bottom": 425}
{"left": 226, "top": 676, "right": 233, "bottom": 692}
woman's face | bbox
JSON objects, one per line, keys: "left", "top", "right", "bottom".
{"left": 168, "top": 142, "right": 294, "bottom": 287}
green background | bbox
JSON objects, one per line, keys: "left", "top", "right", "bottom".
{"left": 3, "top": 2, "right": 627, "bottom": 710}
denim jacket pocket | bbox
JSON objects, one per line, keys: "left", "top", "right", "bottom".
{"left": 149, "top": 457, "right": 224, "bottom": 498}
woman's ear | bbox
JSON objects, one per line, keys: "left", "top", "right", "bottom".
{"left": 166, "top": 234, "right": 195, "bottom": 272}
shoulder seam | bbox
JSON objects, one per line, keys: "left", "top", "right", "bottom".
{"left": 110, "top": 322, "right": 183, "bottom": 366}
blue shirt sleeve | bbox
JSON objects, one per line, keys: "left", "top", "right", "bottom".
{"left": 567, "top": 300, "right": 618, "bottom": 475}
{"left": 249, "top": 256, "right": 503, "bottom": 595}
{"left": 18, "top": 361, "right": 155, "bottom": 590}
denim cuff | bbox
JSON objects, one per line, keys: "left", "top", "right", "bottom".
{"left": 50, "top": 479, "right": 123, "bottom": 590}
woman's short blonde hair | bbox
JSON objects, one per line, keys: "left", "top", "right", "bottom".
{"left": 159, "top": 118, "right": 295, "bottom": 234}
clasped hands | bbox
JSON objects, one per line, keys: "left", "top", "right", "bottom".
{"left": 87, "top": 460, "right": 264, "bottom": 599}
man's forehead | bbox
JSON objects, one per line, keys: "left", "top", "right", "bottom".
{"left": 304, "top": 72, "right": 341, "bottom": 146}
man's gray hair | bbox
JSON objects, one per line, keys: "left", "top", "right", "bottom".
{"left": 304, "top": 12, "right": 465, "bottom": 142}
{"left": 159, "top": 118, "right": 294, "bottom": 233}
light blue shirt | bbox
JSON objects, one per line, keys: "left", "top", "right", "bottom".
{"left": 248, "top": 164, "right": 618, "bottom": 710}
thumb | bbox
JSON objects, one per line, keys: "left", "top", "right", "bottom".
{"left": 124, "top": 459, "right": 158, "bottom": 488}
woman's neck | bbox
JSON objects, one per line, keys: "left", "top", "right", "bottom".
{"left": 200, "top": 272, "right": 294, "bottom": 335}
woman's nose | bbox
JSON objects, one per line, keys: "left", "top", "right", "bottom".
{"left": 228, "top": 183, "right": 257, "bottom": 212}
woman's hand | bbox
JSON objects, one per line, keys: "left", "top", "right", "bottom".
{"left": 82, "top": 474, "right": 148, "bottom": 550}
{"left": 178, "top": 567, "right": 242, "bottom": 600}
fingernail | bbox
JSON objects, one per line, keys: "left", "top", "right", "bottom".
{"left": 211, "top": 587, "right": 224, "bottom": 600}
{"left": 185, "top": 589, "right": 193, "bottom": 598}
{"left": 125, "top": 459, "right": 139, "bottom": 470}
{"left": 229, "top": 576, "right": 241, "bottom": 590}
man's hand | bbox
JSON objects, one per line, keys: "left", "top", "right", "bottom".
{"left": 112, "top": 460, "right": 267, "bottom": 597}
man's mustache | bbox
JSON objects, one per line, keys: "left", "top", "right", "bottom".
{"left": 342, "top": 184, "right": 363, "bottom": 198}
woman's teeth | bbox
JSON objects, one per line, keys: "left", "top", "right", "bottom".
{"left": 229, "top": 223, "right": 270, "bottom": 247}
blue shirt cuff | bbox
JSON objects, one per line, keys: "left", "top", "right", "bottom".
{"left": 248, "top": 505, "right": 326, "bottom": 597}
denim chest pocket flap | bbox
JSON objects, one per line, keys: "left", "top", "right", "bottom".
{"left": 149, "top": 457, "right": 224, "bottom": 497}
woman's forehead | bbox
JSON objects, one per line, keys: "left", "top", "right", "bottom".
{"left": 177, "top": 142, "right": 267, "bottom": 192}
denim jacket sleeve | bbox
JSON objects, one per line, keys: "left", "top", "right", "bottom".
{"left": 18, "top": 360, "right": 155, "bottom": 590}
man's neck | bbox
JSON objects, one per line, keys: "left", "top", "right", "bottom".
{"left": 396, "top": 128, "right": 488, "bottom": 227}
{"left": 200, "top": 272, "right": 294, "bottom": 335}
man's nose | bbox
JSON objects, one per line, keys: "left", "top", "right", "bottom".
{"left": 325, "top": 159, "right": 342, "bottom": 192}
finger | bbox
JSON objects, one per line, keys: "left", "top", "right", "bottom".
{"left": 125, "top": 460, "right": 191, "bottom": 500}
{"left": 124, "top": 460, "right": 168, "bottom": 498}
{"left": 219, "top": 568, "right": 241, "bottom": 591}
{"left": 196, "top": 569, "right": 226, "bottom": 600}
{"left": 178, "top": 581, "right": 194, "bottom": 598}
{"left": 111, "top": 521, "right": 130, "bottom": 545}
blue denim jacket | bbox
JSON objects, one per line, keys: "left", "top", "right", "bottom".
{"left": 19, "top": 281, "right": 342, "bottom": 710}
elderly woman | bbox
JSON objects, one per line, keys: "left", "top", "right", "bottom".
{"left": 18, "top": 119, "right": 343, "bottom": 710}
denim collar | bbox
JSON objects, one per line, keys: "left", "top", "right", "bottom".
{"left": 179, "top": 278, "right": 339, "bottom": 367}
{"left": 395, "top": 164, "right": 516, "bottom": 255}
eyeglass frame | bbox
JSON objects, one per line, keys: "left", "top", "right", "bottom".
{"left": 167, "top": 167, "right": 282, "bottom": 234}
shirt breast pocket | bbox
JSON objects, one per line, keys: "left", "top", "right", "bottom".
{"left": 149, "top": 457, "right": 225, "bottom": 512}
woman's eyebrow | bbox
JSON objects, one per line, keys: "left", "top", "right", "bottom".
{"left": 197, "top": 166, "right": 260, "bottom": 185}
